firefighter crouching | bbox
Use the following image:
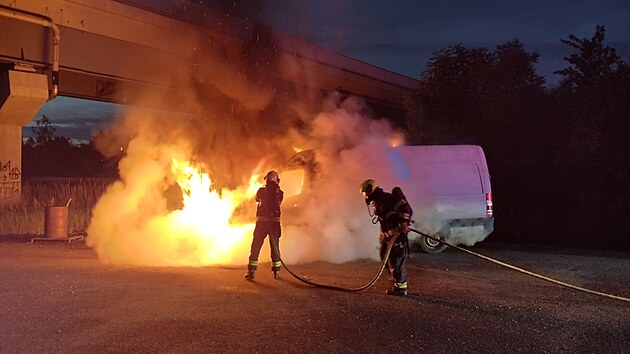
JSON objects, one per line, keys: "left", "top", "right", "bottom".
{"left": 245, "top": 171, "right": 284, "bottom": 280}
{"left": 360, "top": 179, "right": 413, "bottom": 296}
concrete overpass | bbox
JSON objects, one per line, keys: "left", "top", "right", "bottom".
{"left": 0, "top": 0, "right": 418, "bottom": 201}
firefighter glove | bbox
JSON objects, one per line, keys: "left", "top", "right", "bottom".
{"left": 400, "top": 222, "right": 410, "bottom": 234}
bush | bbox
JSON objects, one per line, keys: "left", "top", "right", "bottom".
{"left": 0, "top": 178, "right": 114, "bottom": 236}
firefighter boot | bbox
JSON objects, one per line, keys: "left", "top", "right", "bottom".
{"left": 386, "top": 286, "right": 408, "bottom": 297}
{"left": 273, "top": 270, "right": 280, "bottom": 280}
{"left": 244, "top": 270, "right": 255, "bottom": 280}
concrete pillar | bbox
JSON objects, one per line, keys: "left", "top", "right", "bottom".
{"left": 0, "top": 124, "right": 23, "bottom": 201}
{"left": 0, "top": 69, "right": 49, "bottom": 203}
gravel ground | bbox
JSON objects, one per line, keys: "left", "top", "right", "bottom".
{"left": 1, "top": 237, "right": 629, "bottom": 353}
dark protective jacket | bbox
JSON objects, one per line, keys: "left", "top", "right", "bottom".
{"left": 368, "top": 187, "right": 413, "bottom": 233}
{"left": 255, "top": 181, "right": 284, "bottom": 221}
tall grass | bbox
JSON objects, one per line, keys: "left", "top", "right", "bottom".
{"left": 0, "top": 178, "right": 114, "bottom": 236}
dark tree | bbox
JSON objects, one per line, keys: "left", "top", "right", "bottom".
{"left": 405, "top": 40, "right": 555, "bottom": 246}
{"left": 553, "top": 25, "right": 630, "bottom": 163}
{"left": 405, "top": 39, "right": 548, "bottom": 173}
{"left": 403, "top": 29, "right": 630, "bottom": 251}
{"left": 26, "top": 115, "right": 58, "bottom": 147}
{"left": 555, "top": 25, "right": 627, "bottom": 91}
{"left": 406, "top": 44, "right": 491, "bottom": 144}
{"left": 22, "top": 116, "right": 118, "bottom": 178}
{"left": 406, "top": 40, "right": 547, "bottom": 148}
{"left": 550, "top": 25, "right": 630, "bottom": 248}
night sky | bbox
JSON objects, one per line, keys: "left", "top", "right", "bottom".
{"left": 266, "top": 0, "right": 630, "bottom": 81}
{"left": 30, "top": 0, "right": 630, "bottom": 141}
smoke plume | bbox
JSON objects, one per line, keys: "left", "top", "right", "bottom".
{"left": 86, "top": 12, "right": 487, "bottom": 267}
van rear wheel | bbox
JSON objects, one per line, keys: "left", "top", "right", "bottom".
{"left": 419, "top": 235, "right": 447, "bottom": 254}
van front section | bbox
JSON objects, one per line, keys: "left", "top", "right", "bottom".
{"left": 278, "top": 168, "right": 308, "bottom": 217}
{"left": 278, "top": 150, "right": 316, "bottom": 219}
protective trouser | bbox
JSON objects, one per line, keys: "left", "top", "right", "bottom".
{"left": 380, "top": 233, "right": 409, "bottom": 290}
{"left": 247, "top": 221, "right": 282, "bottom": 272}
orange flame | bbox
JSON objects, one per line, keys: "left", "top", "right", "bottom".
{"left": 87, "top": 155, "right": 269, "bottom": 267}
{"left": 164, "top": 159, "right": 263, "bottom": 265}
{"left": 388, "top": 133, "right": 404, "bottom": 148}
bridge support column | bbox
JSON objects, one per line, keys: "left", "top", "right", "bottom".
{"left": 0, "top": 69, "right": 49, "bottom": 203}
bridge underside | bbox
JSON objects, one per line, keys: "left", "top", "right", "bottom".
{"left": 0, "top": 0, "right": 418, "bottom": 201}
{"left": 1, "top": 0, "right": 416, "bottom": 115}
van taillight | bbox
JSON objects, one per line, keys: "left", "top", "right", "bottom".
{"left": 486, "top": 193, "right": 493, "bottom": 218}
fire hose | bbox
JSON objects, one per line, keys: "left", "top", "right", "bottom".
{"left": 269, "top": 232, "right": 400, "bottom": 292}
{"left": 271, "top": 227, "right": 630, "bottom": 302}
{"left": 409, "top": 228, "right": 630, "bottom": 303}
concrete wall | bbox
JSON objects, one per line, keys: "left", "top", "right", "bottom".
{"left": 0, "top": 124, "right": 23, "bottom": 202}
{"left": 0, "top": 70, "right": 48, "bottom": 202}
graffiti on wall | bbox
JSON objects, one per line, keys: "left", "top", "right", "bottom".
{"left": 1, "top": 160, "right": 21, "bottom": 200}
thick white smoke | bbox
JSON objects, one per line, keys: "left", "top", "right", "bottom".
{"left": 274, "top": 94, "right": 424, "bottom": 263}
{"left": 85, "top": 16, "right": 489, "bottom": 267}
{"left": 280, "top": 95, "right": 395, "bottom": 263}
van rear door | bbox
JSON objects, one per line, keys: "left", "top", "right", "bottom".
{"left": 393, "top": 145, "right": 494, "bottom": 253}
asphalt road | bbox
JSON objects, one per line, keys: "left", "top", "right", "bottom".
{"left": 1, "top": 238, "right": 629, "bottom": 354}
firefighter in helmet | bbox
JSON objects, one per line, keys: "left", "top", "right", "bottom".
{"left": 245, "top": 170, "right": 284, "bottom": 280}
{"left": 360, "top": 179, "right": 413, "bottom": 296}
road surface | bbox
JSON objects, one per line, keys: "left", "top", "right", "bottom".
{"left": 1, "top": 238, "right": 629, "bottom": 353}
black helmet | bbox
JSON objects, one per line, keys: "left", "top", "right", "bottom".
{"left": 264, "top": 170, "right": 280, "bottom": 184}
{"left": 359, "top": 179, "right": 378, "bottom": 198}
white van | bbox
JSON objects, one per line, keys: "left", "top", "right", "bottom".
{"left": 386, "top": 145, "right": 494, "bottom": 253}
{"left": 279, "top": 145, "right": 494, "bottom": 254}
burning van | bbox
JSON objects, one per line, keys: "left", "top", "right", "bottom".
{"left": 279, "top": 145, "right": 494, "bottom": 254}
